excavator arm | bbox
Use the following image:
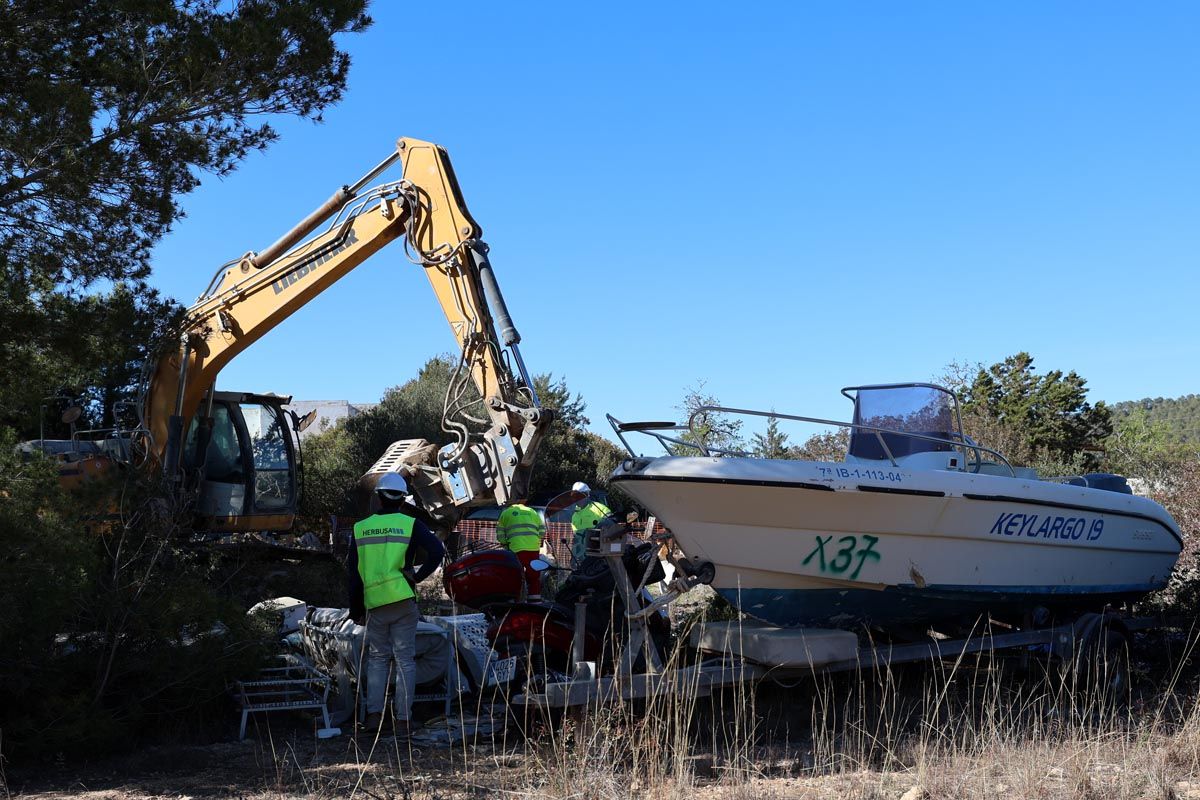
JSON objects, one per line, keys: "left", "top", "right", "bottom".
{"left": 146, "top": 138, "right": 550, "bottom": 529}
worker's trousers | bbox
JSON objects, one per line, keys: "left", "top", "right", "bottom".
{"left": 514, "top": 550, "right": 542, "bottom": 598}
{"left": 364, "top": 598, "right": 419, "bottom": 720}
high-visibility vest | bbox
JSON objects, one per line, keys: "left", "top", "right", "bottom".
{"left": 354, "top": 512, "right": 416, "bottom": 609}
{"left": 571, "top": 501, "right": 611, "bottom": 533}
{"left": 571, "top": 501, "right": 611, "bottom": 561}
{"left": 497, "top": 504, "right": 544, "bottom": 553}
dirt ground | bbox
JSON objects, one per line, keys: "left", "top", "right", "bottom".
{"left": 8, "top": 704, "right": 1200, "bottom": 800}
{"left": 6, "top": 732, "right": 527, "bottom": 800}
{"left": 11, "top": 731, "right": 1200, "bottom": 800}
{"left": 0, "top": 731, "right": 917, "bottom": 800}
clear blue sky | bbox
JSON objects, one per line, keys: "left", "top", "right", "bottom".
{"left": 151, "top": 2, "right": 1200, "bottom": 442}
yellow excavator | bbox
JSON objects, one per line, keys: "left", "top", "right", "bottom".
{"left": 29, "top": 137, "right": 551, "bottom": 534}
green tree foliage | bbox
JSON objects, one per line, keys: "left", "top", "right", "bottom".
{"left": 351, "top": 356, "right": 463, "bottom": 467}
{"left": 0, "top": 0, "right": 371, "bottom": 437}
{"left": 1106, "top": 410, "right": 1200, "bottom": 616}
{"left": 527, "top": 374, "right": 624, "bottom": 500}
{"left": 587, "top": 431, "right": 626, "bottom": 487}
{"left": 0, "top": 431, "right": 95, "bottom": 686}
{"left": 1111, "top": 395, "right": 1200, "bottom": 445}
{"left": 298, "top": 422, "right": 362, "bottom": 521}
{"left": 1104, "top": 408, "right": 1178, "bottom": 486}
{"left": 1155, "top": 459, "right": 1200, "bottom": 614}
{"left": 956, "top": 353, "right": 1112, "bottom": 471}
{"left": 751, "top": 414, "right": 791, "bottom": 459}
{"left": 1, "top": 283, "right": 184, "bottom": 435}
{"left": 299, "top": 358, "right": 624, "bottom": 520}
{"left": 0, "top": 0, "right": 371, "bottom": 289}
{"left": 674, "top": 381, "right": 743, "bottom": 455}
{"left": 790, "top": 428, "right": 850, "bottom": 462}
{"left": 300, "top": 356, "right": 460, "bottom": 520}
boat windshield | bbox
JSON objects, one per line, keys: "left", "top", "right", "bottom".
{"left": 847, "top": 384, "right": 961, "bottom": 461}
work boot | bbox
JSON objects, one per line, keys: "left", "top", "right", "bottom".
{"left": 362, "top": 712, "right": 383, "bottom": 733}
{"left": 393, "top": 718, "right": 420, "bottom": 741}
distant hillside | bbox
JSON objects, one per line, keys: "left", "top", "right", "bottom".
{"left": 1111, "top": 394, "right": 1200, "bottom": 444}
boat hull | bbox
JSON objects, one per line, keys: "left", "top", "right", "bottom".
{"left": 611, "top": 457, "right": 1182, "bottom": 632}
{"left": 713, "top": 585, "right": 1160, "bottom": 630}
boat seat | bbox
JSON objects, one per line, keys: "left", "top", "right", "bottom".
{"left": 976, "top": 462, "right": 1038, "bottom": 479}
{"left": 691, "top": 620, "right": 858, "bottom": 667}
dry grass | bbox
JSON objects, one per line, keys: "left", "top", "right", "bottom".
{"left": 9, "top": 626, "right": 1200, "bottom": 800}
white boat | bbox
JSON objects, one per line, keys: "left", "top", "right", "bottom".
{"left": 608, "top": 384, "right": 1182, "bottom": 633}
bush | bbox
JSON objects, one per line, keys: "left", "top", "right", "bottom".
{"left": 1107, "top": 413, "right": 1200, "bottom": 617}
{"left": 0, "top": 431, "right": 274, "bottom": 761}
{"left": 1140, "top": 459, "right": 1200, "bottom": 617}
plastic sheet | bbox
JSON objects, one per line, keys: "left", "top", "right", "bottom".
{"left": 299, "top": 607, "right": 450, "bottom": 686}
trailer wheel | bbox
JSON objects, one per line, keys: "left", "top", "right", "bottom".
{"left": 1074, "top": 626, "right": 1130, "bottom": 702}
{"left": 494, "top": 640, "right": 568, "bottom": 738}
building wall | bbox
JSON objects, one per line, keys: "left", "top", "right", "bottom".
{"left": 285, "top": 400, "right": 378, "bottom": 440}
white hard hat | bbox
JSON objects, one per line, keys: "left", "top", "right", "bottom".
{"left": 572, "top": 481, "right": 591, "bottom": 494}
{"left": 375, "top": 472, "right": 409, "bottom": 500}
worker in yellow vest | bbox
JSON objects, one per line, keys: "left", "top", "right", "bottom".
{"left": 496, "top": 502, "right": 546, "bottom": 600}
{"left": 570, "top": 481, "right": 612, "bottom": 565}
{"left": 347, "top": 472, "right": 444, "bottom": 737}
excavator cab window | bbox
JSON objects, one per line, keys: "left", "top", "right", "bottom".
{"left": 183, "top": 404, "right": 244, "bottom": 484}
{"left": 182, "top": 403, "right": 249, "bottom": 519}
{"left": 182, "top": 397, "right": 296, "bottom": 522}
{"left": 241, "top": 403, "right": 292, "bottom": 511}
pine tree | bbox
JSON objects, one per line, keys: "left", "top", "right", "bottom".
{"left": 958, "top": 352, "right": 1112, "bottom": 471}
{"left": 0, "top": 0, "right": 371, "bottom": 435}
{"left": 752, "top": 414, "right": 791, "bottom": 459}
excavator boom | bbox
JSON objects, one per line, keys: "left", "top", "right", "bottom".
{"left": 145, "top": 138, "right": 550, "bottom": 531}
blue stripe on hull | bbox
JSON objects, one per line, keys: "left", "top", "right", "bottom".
{"left": 717, "top": 583, "right": 1164, "bottom": 630}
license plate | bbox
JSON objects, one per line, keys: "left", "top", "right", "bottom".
{"left": 488, "top": 655, "right": 519, "bottom": 685}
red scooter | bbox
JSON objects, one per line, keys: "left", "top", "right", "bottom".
{"left": 443, "top": 498, "right": 668, "bottom": 692}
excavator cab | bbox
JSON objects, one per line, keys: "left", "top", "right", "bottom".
{"left": 181, "top": 392, "right": 299, "bottom": 533}
{"left": 20, "top": 391, "right": 300, "bottom": 534}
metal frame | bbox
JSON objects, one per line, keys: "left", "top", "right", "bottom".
{"left": 607, "top": 382, "right": 1017, "bottom": 476}
{"left": 234, "top": 657, "right": 336, "bottom": 740}
{"left": 512, "top": 517, "right": 714, "bottom": 708}
{"left": 605, "top": 416, "right": 745, "bottom": 459}
{"left": 839, "top": 381, "right": 966, "bottom": 433}
{"left": 515, "top": 605, "right": 1169, "bottom": 710}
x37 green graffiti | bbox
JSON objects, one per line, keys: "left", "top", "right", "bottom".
{"left": 801, "top": 534, "right": 881, "bottom": 579}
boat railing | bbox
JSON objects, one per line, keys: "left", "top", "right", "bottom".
{"left": 604, "top": 415, "right": 747, "bottom": 459}
{"left": 607, "top": 407, "right": 1017, "bottom": 477}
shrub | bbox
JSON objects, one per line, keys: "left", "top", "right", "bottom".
{"left": 0, "top": 431, "right": 274, "bottom": 761}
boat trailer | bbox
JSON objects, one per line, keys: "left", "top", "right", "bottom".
{"left": 511, "top": 518, "right": 1165, "bottom": 710}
